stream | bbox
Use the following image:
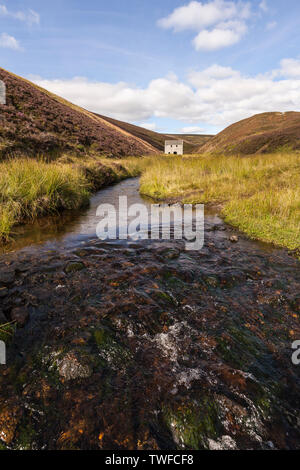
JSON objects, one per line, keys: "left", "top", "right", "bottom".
{"left": 0, "top": 178, "right": 299, "bottom": 450}
{"left": 1, "top": 178, "right": 223, "bottom": 255}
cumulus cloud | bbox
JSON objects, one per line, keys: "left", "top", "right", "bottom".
{"left": 158, "top": 0, "right": 252, "bottom": 51}
{"left": 0, "top": 32, "right": 21, "bottom": 50}
{"left": 32, "top": 75, "right": 202, "bottom": 123}
{"left": 139, "top": 122, "right": 157, "bottom": 131}
{"left": 32, "top": 58, "right": 300, "bottom": 132}
{"left": 180, "top": 126, "right": 205, "bottom": 133}
{"left": 0, "top": 4, "right": 40, "bottom": 25}
{"left": 277, "top": 58, "right": 300, "bottom": 78}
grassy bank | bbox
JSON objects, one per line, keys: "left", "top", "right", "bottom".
{"left": 139, "top": 153, "right": 300, "bottom": 251}
{"left": 1, "top": 152, "right": 299, "bottom": 252}
{"left": 0, "top": 156, "right": 141, "bottom": 241}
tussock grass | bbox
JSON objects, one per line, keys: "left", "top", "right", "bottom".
{"left": 0, "top": 156, "right": 136, "bottom": 241}
{"left": 0, "top": 321, "right": 16, "bottom": 341}
{"left": 139, "top": 153, "right": 300, "bottom": 250}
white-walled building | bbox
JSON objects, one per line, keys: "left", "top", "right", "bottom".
{"left": 165, "top": 140, "right": 184, "bottom": 155}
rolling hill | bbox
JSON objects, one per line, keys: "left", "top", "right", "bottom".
{"left": 167, "top": 133, "right": 213, "bottom": 153}
{"left": 201, "top": 112, "right": 300, "bottom": 155}
{"left": 0, "top": 68, "right": 158, "bottom": 160}
{"left": 96, "top": 113, "right": 168, "bottom": 152}
{"left": 97, "top": 115, "right": 213, "bottom": 153}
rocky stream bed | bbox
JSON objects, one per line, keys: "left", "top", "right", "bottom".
{"left": 0, "top": 180, "right": 299, "bottom": 450}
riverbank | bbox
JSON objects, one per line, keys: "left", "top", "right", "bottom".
{"left": 0, "top": 156, "right": 145, "bottom": 241}
{"left": 1, "top": 152, "right": 299, "bottom": 254}
{"left": 139, "top": 153, "right": 300, "bottom": 252}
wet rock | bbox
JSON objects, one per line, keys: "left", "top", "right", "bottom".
{"left": 13, "top": 297, "right": 23, "bottom": 307}
{"left": 57, "top": 352, "right": 92, "bottom": 381}
{"left": 164, "top": 249, "right": 181, "bottom": 260}
{"left": 0, "top": 209, "right": 300, "bottom": 450}
{"left": 0, "top": 270, "right": 15, "bottom": 286}
{"left": 210, "top": 224, "right": 227, "bottom": 232}
{"left": 74, "top": 249, "right": 90, "bottom": 258}
{"left": 39, "top": 263, "right": 64, "bottom": 274}
{"left": 229, "top": 235, "right": 239, "bottom": 243}
{"left": 208, "top": 435, "right": 237, "bottom": 450}
{"left": 11, "top": 307, "right": 30, "bottom": 327}
{"left": 0, "top": 405, "right": 22, "bottom": 445}
{"left": 0, "top": 287, "right": 8, "bottom": 298}
{"left": 64, "top": 262, "right": 85, "bottom": 274}
{"left": 0, "top": 309, "right": 7, "bottom": 324}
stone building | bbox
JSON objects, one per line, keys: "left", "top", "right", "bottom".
{"left": 165, "top": 140, "right": 183, "bottom": 155}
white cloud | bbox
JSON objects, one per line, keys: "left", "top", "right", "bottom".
{"left": 32, "top": 75, "right": 202, "bottom": 123}
{"left": 139, "top": 122, "right": 157, "bottom": 131}
{"left": 158, "top": 0, "right": 252, "bottom": 51}
{"left": 0, "top": 32, "right": 21, "bottom": 50}
{"left": 278, "top": 58, "right": 300, "bottom": 78}
{"left": 158, "top": 0, "right": 250, "bottom": 31}
{"left": 193, "top": 22, "right": 247, "bottom": 50}
{"left": 180, "top": 126, "right": 205, "bottom": 133}
{"left": 32, "top": 58, "right": 300, "bottom": 133}
{"left": 0, "top": 4, "right": 40, "bottom": 25}
{"left": 266, "top": 21, "right": 277, "bottom": 30}
{"left": 188, "top": 64, "right": 240, "bottom": 86}
{"left": 259, "top": 0, "right": 268, "bottom": 12}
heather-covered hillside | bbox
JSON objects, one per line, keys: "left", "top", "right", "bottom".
{"left": 201, "top": 112, "right": 300, "bottom": 155}
{"left": 98, "top": 114, "right": 213, "bottom": 153}
{"left": 0, "top": 68, "right": 157, "bottom": 160}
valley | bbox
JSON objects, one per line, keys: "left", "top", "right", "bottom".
{"left": 0, "top": 67, "right": 299, "bottom": 452}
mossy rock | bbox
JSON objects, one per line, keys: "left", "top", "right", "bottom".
{"left": 0, "top": 322, "right": 16, "bottom": 344}
{"left": 94, "top": 328, "right": 112, "bottom": 348}
{"left": 93, "top": 328, "right": 132, "bottom": 369}
{"left": 216, "top": 324, "right": 276, "bottom": 380}
{"left": 154, "top": 290, "right": 178, "bottom": 306}
{"left": 65, "top": 262, "right": 85, "bottom": 274}
{"left": 163, "top": 397, "right": 222, "bottom": 450}
{"left": 15, "top": 421, "right": 37, "bottom": 450}
{"left": 0, "top": 441, "right": 8, "bottom": 450}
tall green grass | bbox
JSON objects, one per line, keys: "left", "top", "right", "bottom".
{"left": 0, "top": 157, "right": 135, "bottom": 240}
{"left": 1, "top": 153, "right": 299, "bottom": 251}
{"left": 139, "top": 153, "right": 300, "bottom": 250}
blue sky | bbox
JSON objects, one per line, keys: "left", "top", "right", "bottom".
{"left": 1, "top": 0, "right": 300, "bottom": 133}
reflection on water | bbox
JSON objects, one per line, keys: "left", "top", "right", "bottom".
{"left": 1, "top": 178, "right": 221, "bottom": 255}
{"left": 1, "top": 178, "right": 277, "bottom": 257}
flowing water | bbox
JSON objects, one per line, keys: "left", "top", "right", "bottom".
{"left": 0, "top": 178, "right": 299, "bottom": 450}
{"left": 1, "top": 178, "right": 223, "bottom": 255}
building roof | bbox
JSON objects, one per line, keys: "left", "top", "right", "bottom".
{"left": 165, "top": 140, "right": 184, "bottom": 145}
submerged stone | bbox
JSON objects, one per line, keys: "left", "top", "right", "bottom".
{"left": 64, "top": 262, "right": 85, "bottom": 274}
{"left": 0, "top": 270, "right": 15, "bottom": 286}
{"left": 57, "top": 352, "right": 92, "bottom": 381}
{"left": 10, "top": 307, "right": 29, "bottom": 327}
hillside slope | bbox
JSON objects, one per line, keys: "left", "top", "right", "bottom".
{"left": 167, "top": 133, "right": 213, "bottom": 153}
{"left": 98, "top": 114, "right": 213, "bottom": 153}
{"left": 201, "top": 112, "right": 300, "bottom": 155}
{"left": 96, "top": 114, "right": 168, "bottom": 151}
{"left": 0, "top": 68, "right": 157, "bottom": 159}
